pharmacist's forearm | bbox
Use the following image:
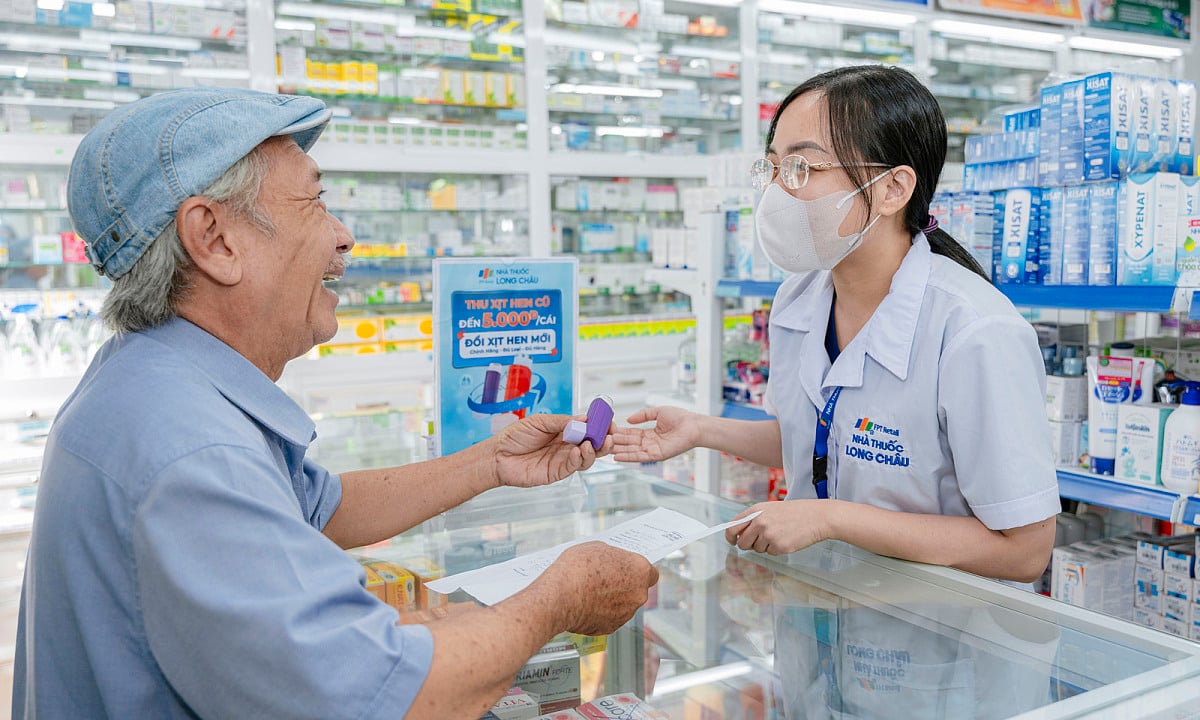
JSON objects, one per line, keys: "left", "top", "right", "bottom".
{"left": 694, "top": 416, "right": 784, "bottom": 468}
{"left": 825, "top": 501, "right": 1056, "bottom": 583}
{"left": 324, "top": 442, "right": 495, "bottom": 549}
{"left": 407, "top": 578, "right": 568, "bottom": 719}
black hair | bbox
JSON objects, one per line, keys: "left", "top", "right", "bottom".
{"left": 766, "top": 65, "right": 990, "bottom": 282}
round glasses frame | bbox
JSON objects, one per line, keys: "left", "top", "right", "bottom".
{"left": 750, "top": 155, "right": 890, "bottom": 192}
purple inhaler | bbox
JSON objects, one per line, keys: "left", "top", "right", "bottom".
{"left": 562, "top": 395, "right": 614, "bottom": 450}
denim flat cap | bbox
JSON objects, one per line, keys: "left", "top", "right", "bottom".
{"left": 68, "top": 87, "right": 332, "bottom": 279}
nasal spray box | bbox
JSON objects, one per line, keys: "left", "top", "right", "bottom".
{"left": 1040, "top": 186, "right": 1065, "bottom": 284}
{"left": 1084, "top": 72, "right": 1137, "bottom": 181}
{"left": 1062, "top": 184, "right": 1091, "bottom": 285}
{"left": 953, "top": 191, "right": 995, "bottom": 275}
{"left": 1132, "top": 77, "right": 1158, "bottom": 174}
{"left": 1039, "top": 85, "right": 1063, "bottom": 186}
{"left": 1089, "top": 182, "right": 1119, "bottom": 285}
{"left": 1118, "top": 173, "right": 1179, "bottom": 285}
{"left": 1059, "top": 79, "right": 1086, "bottom": 185}
{"left": 1176, "top": 81, "right": 1196, "bottom": 174}
{"left": 1152, "top": 79, "right": 1179, "bottom": 174}
{"left": 994, "top": 188, "right": 1040, "bottom": 284}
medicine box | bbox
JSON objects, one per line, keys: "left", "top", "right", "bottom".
{"left": 515, "top": 647, "right": 582, "bottom": 713}
{"left": 1115, "top": 404, "right": 1172, "bottom": 485}
{"left": 1046, "top": 374, "right": 1088, "bottom": 421}
{"left": 1039, "top": 84, "right": 1063, "bottom": 186}
{"left": 1176, "top": 81, "right": 1196, "bottom": 174}
{"left": 1162, "top": 616, "right": 1188, "bottom": 638}
{"left": 1039, "top": 186, "right": 1064, "bottom": 284}
{"left": 1059, "top": 79, "right": 1086, "bottom": 185}
{"left": 1084, "top": 72, "right": 1136, "bottom": 181}
{"left": 1135, "top": 563, "right": 1163, "bottom": 612}
{"left": 1062, "top": 184, "right": 1091, "bottom": 285}
{"left": 1165, "top": 547, "right": 1196, "bottom": 578}
{"left": 1138, "top": 535, "right": 1196, "bottom": 568}
{"left": 1049, "top": 419, "right": 1082, "bottom": 467}
{"left": 1089, "top": 182, "right": 1119, "bottom": 285}
{"left": 1177, "top": 216, "right": 1200, "bottom": 287}
{"left": 1133, "top": 77, "right": 1156, "bottom": 174}
{"left": 994, "top": 187, "right": 1040, "bottom": 284}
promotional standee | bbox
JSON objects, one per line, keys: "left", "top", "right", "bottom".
{"left": 433, "top": 258, "right": 578, "bottom": 457}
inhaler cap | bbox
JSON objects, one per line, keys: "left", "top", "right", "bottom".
{"left": 563, "top": 420, "right": 588, "bottom": 445}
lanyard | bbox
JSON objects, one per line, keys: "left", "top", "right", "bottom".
{"left": 812, "top": 386, "right": 842, "bottom": 500}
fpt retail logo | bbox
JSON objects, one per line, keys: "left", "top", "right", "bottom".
{"left": 854, "top": 418, "right": 899, "bottom": 437}
{"left": 476, "top": 265, "right": 541, "bottom": 286}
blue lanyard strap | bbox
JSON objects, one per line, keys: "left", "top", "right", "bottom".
{"left": 812, "top": 386, "right": 842, "bottom": 500}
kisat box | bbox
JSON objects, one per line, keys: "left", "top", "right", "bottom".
{"left": 1132, "top": 77, "right": 1157, "bottom": 174}
{"left": 993, "top": 188, "right": 1040, "bottom": 284}
{"left": 1084, "top": 72, "right": 1137, "bottom": 181}
{"left": 1039, "top": 84, "right": 1063, "bottom": 186}
{"left": 1062, "top": 184, "right": 1091, "bottom": 285}
{"left": 1176, "top": 80, "right": 1196, "bottom": 174}
{"left": 1089, "top": 182, "right": 1119, "bottom": 285}
{"left": 1039, "top": 186, "right": 1065, "bottom": 285}
{"left": 1059, "top": 79, "right": 1086, "bottom": 185}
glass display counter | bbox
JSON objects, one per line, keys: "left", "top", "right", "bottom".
{"left": 364, "top": 462, "right": 1200, "bottom": 718}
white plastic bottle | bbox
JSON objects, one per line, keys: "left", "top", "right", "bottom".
{"left": 6, "top": 304, "right": 43, "bottom": 380}
{"left": 1161, "top": 383, "right": 1200, "bottom": 494}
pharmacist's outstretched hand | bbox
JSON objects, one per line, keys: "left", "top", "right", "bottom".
{"left": 725, "top": 501, "right": 831, "bottom": 555}
{"left": 547, "top": 542, "right": 658, "bottom": 636}
{"left": 492, "top": 414, "right": 611, "bottom": 489}
{"left": 611, "top": 406, "right": 699, "bottom": 463}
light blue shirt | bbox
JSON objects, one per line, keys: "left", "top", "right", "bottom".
{"left": 14, "top": 317, "right": 433, "bottom": 719}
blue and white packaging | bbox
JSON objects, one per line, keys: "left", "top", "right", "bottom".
{"left": 1133, "top": 78, "right": 1157, "bottom": 174}
{"left": 994, "top": 188, "right": 1040, "bottom": 284}
{"left": 1180, "top": 216, "right": 1200, "bottom": 287}
{"left": 1181, "top": 175, "right": 1200, "bottom": 217}
{"left": 1084, "top": 72, "right": 1136, "bottom": 181}
{"left": 1063, "top": 185, "right": 1091, "bottom": 285}
{"left": 1154, "top": 173, "right": 1180, "bottom": 285}
{"left": 1039, "top": 186, "right": 1065, "bottom": 284}
{"left": 1176, "top": 81, "right": 1196, "bottom": 175}
{"left": 1059, "top": 80, "right": 1086, "bottom": 185}
{"left": 1117, "top": 173, "right": 1157, "bottom": 285}
{"left": 953, "top": 191, "right": 995, "bottom": 275}
{"left": 1039, "top": 85, "right": 1063, "bottom": 187}
{"left": 1089, "top": 182, "right": 1119, "bottom": 285}
{"left": 1152, "top": 79, "right": 1178, "bottom": 173}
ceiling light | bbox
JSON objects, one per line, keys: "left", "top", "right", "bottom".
{"left": 1068, "top": 35, "right": 1184, "bottom": 58}
{"left": 759, "top": 0, "right": 918, "bottom": 28}
{"left": 931, "top": 19, "right": 1064, "bottom": 47}
{"left": 669, "top": 44, "right": 741, "bottom": 62}
{"left": 277, "top": 1, "right": 400, "bottom": 25}
{"left": 551, "top": 83, "right": 663, "bottom": 98}
{"left": 544, "top": 27, "right": 639, "bottom": 54}
{"left": 274, "top": 18, "right": 316, "bottom": 32}
{"left": 597, "top": 126, "right": 666, "bottom": 138}
{"left": 80, "top": 30, "right": 203, "bottom": 51}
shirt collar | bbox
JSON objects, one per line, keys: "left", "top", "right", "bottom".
{"left": 862, "top": 233, "right": 931, "bottom": 381}
{"left": 140, "top": 317, "right": 316, "bottom": 448}
{"left": 769, "top": 233, "right": 931, "bottom": 383}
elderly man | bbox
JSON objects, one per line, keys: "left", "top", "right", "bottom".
{"left": 14, "top": 88, "right": 657, "bottom": 719}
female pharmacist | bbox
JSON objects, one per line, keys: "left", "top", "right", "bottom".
{"left": 615, "top": 64, "right": 1063, "bottom": 716}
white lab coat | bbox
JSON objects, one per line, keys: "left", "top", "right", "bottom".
{"left": 764, "top": 234, "right": 1060, "bottom": 530}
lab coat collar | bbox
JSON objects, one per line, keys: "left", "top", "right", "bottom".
{"left": 861, "top": 233, "right": 931, "bottom": 382}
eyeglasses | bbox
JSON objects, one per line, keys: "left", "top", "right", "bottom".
{"left": 750, "top": 155, "right": 890, "bottom": 192}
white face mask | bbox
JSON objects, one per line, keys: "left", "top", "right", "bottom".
{"left": 755, "top": 169, "right": 890, "bottom": 274}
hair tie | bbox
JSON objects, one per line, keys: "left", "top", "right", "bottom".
{"left": 924, "top": 215, "right": 939, "bottom": 233}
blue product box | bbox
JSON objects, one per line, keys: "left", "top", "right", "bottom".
{"left": 995, "top": 188, "right": 1040, "bottom": 284}
{"left": 1059, "top": 80, "right": 1086, "bottom": 185}
{"left": 1133, "top": 77, "right": 1157, "bottom": 174}
{"left": 1152, "top": 79, "right": 1178, "bottom": 173}
{"left": 1118, "top": 173, "right": 1157, "bottom": 284}
{"left": 1089, "top": 182, "right": 1119, "bottom": 285}
{"left": 1084, "top": 72, "right": 1136, "bottom": 181}
{"left": 1039, "top": 84, "right": 1063, "bottom": 187}
{"left": 1039, "top": 187, "right": 1065, "bottom": 285}
{"left": 953, "top": 191, "right": 995, "bottom": 274}
{"left": 1181, "top": 175, "right": 1200, "bottom": 217}
{"left": 1062, "top": 185, "right": 1091, "bottom": 285}
{"left": 1176, "top": 81, "right": 1196, "bottom": 175}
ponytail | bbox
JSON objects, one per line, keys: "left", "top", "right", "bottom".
{"left": 925, "top": 226, "right": 991, "bottom": 283}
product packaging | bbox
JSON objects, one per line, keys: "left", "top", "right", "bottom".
{"left": 1062, "top": 184, "right": 1091, "bottom": 285}
{"left": 1039, "top": 84, "right": 1063, "bottom": 186}
{"left": 993, "top": 187, "right": 1040, "bottom": 284}
{"left": 1038, "top": 186, "right": 1065, "bottom": 284}
{"left": 1059, "top": 79, "right": 1086, "bottom": 185}
{"left": 1088, "top": 182, "right": 1119, "bottom": 285}
{"left": 1084, "top": 72, "right": 1136, "bottom": 181}
{"left": 1116, "top": 404, "right": 1174, "bottom": 485}
{"left": 1087, "top": 355, "right": 1153, "bottom": 475}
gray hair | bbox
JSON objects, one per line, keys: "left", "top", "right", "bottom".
{"left": 101, "top": 145, "right": 275, "bottom": 334}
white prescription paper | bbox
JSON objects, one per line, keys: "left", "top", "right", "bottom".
{"left": 426, "top": 507, "right": 760, "bottom": 606}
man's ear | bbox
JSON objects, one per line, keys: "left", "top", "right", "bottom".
{"left": 176, "top": 197, "right": 242, "bottom": 286}
{"left": 877, "top": 166, "right": 917, "bottom": 218}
